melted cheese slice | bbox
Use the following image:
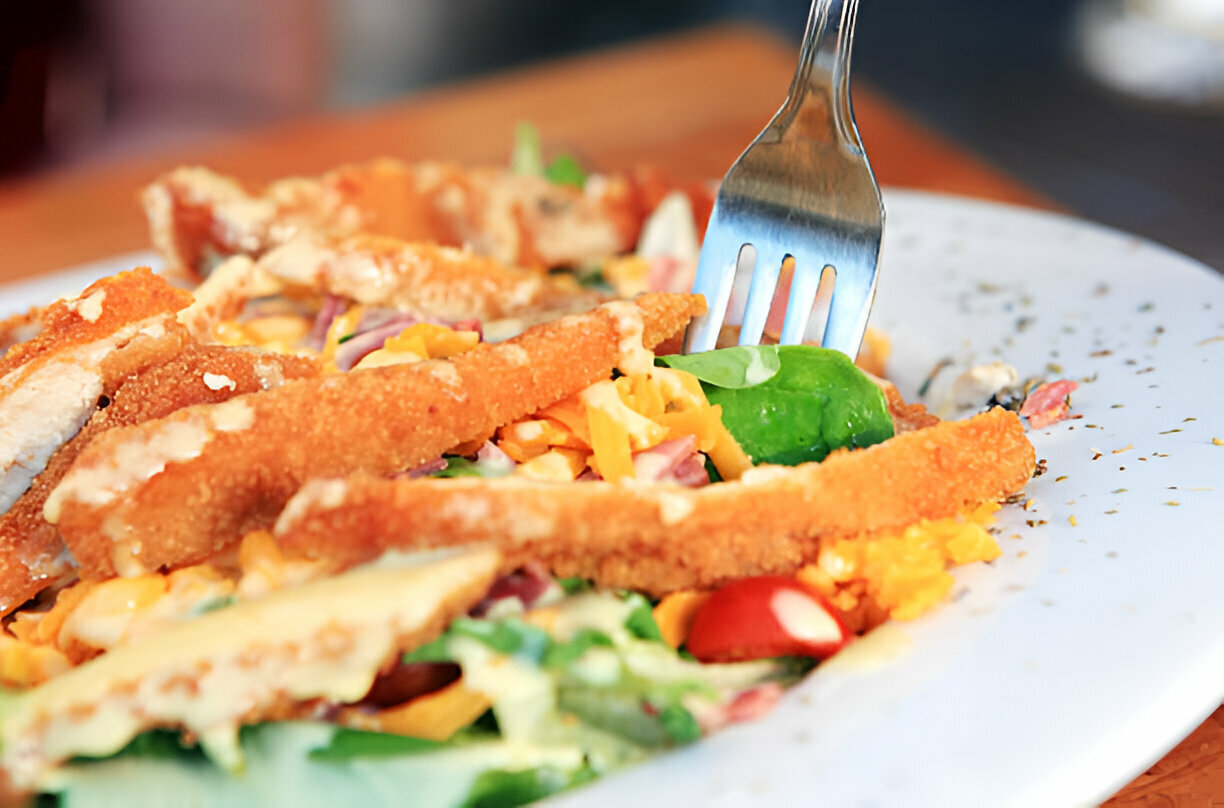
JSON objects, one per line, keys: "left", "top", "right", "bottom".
{"left": 1, "top": 546, "right": 500, "bottom": 790}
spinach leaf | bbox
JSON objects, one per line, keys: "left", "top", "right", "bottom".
{"left": 656, "top": 345, "right": 780, "bottom": 388}
{"left": 659, "top": 345, "right": 893, "bottom": 465}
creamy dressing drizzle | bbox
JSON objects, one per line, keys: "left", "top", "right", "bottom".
{"left": 600, "top": 300, "right": 651, "bottom": 376}
{"left": 43, "top": 419, "right": 213, "bottom": 521}
{"left": 0, "top": 549, "right": 499, "bottom": 789}
{"left": 202, "top": 373, "right": 236, "bottom": 391}
{"left": 67, "top": 290, "right": 107, "bottom": 323}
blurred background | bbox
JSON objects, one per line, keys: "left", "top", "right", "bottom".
{"left": 3, "top": 0, "right": 1222, "bottom": 269}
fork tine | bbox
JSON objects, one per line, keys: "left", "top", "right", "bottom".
{"left": 820, "top": 250, "right": 880, "bottom": 357}
{"left": 683, "top": 209, "right": 747, "bottom": 354}
{"left": 684, "top": 0, "right": 882, "bottom": 358}
{"left": 737, "top": 248, "right": 788, "bottom": 346}
{"left": 778, "top": 261, "right": 825, "bottom": 345}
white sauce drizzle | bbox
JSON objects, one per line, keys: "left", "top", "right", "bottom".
{"left": 43, "top": 418, "right": 213, "bottom": 521}
{"left": 207, "top": 399, "right": 254, "bottom": 432}
{"left": 601, "top": 300, "right": 651, "bottom": 376}
{"left": 202, "top": 372, "right": 236, "bottom": 391}
{"left": 68, "top": 290, "right": 107, "bottom": 323}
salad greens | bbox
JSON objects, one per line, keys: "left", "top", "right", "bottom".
{"left": 431, "top": 454, "right": 514, "bottom": 479}
{"left": 658, "top": 345, "right": 894, "bottom": 466}
{"left": 40, "top": 591, "right": 796, "bottom": 808}
{"left": 462, "top": 765, "right": 596, "bottom": 808}
{"left": 29, "top": 342, "right": 895, "bottom": 808}
{"left": 511, "top": 122, "right": 587, "bottom": 189}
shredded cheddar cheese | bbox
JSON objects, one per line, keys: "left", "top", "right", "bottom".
{"left": 653, "top": 590, "right": 712, "bottom": 649}
{"left": 802, "top": 503, "right": 1002, "bottom": 624}
{"left": 339, "top": 679, "right": 493, "bottom": 741}
{"left": 496, "top": 366, "right": 751, "bottom": 485}
{"left": 355, "top": 324, "right": 481, "bottom": 369}
{"left": 320, "top": 305, "right": 366, "bottom": 369}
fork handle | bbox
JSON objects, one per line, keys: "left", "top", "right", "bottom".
{"left": 770, "top": 0, "right": 865, "bottom": 152}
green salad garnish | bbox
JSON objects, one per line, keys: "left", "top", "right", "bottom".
{"left": 658, "top": 344, "right": 894, "bottom": 466}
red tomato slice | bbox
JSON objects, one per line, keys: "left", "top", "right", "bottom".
{"left": 685, "top": 576, "right": 849, "bottom": 663}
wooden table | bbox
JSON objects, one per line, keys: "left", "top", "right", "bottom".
{"left": 0, "top": 23, "right": 1219, "bottom": 804}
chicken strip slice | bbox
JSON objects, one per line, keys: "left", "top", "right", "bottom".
{"left": 142, "top": 160, "right": 711, "bottom": 279}
{"left": 0, "top": 269, "right": 192, "bottom": 517}
{"left": 0, "top": 306, "right": 44, "bottom": 357}
{"left": 273, "top": 408, "right": 1035, "bottom": 597}
{"left": 254, "top": 232, "right": 609, "bottom": 326}
{"left": 0, "top": 346, "right": 318, "bottom": 616}
{"left": 48, "top": 293, "right": 704, "bottom": 579}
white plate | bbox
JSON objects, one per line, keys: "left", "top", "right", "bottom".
{"left": 3, "top": 191, "right": 1223, "bottom": 806}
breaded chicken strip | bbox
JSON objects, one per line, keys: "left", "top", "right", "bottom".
{"left": 141, "top": 167, "right": 324, "bottom": 281}
{"left": 0, "top": 306, "right": 44, "bottom": 356}
{"left": 143, "top": 160, "right": 712, "bottom": 279}
{"left": 274, "top": 408, "right": 1034, "bottom": 597}
{"left": 176, "top": 255, "right": 285, "bottom": 340}
{"left": 254, "top": 232, "right": 609, "bottom": 324}
{"left": 48, "top": 294, "right": 704, "bottom": 579}
{"left": 0, "top": 346, "right": 318, "bottom": 615}
{"left": 875, "top": 375, "right": 940, "bottom": 434}
{"left": 0, "top": 269, "right": 192, "bottom": 517}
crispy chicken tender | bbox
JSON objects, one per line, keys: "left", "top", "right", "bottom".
{"left": 0, "top": 306, "right": 44, "bottom": 356}
{"left": 273, "top": 408, "right": 1035, "bottom": 597}
{"left": 0, "top": 346, "right": 319, "bottom": 615}
{"left": 176, "top": 255, "right": 285, "bottom": 340}
{"left": 0, "top": 269, "right": 192, "bottom": 518}
{"left": 254, "top": 232, "right": 609, "bottom": 324}
{"left": 142, "top": 160, "right": 713, "bottom": 279}
{"left": 48, "top": 294, "right": 705, "bottom": 579}
{"left": 142, "top": 167, "right": 325, "bottom": 281}
{"left": 875, "top": 374, "right": 940, "bottom": 434}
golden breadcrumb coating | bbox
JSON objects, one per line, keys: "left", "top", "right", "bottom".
{"left": 50, "top": 294, "right": 704, "bottom": 579}
{"left": 0, "top": 346, "right": 318, "bottom": 615}
{"left": 255, "top": 232, "right": 609, "bottom": 323}
{"left": 1, "top": 270, "right": 192, "bottom": 514}
{"left": 0, "top": 306, "right": 44, "bottom": 357}
{"left": 142, "top": 160, "right": 714, "bottom": 278}
{"left": 0, "top": 268, "right": 190, "bottom": 383}
{"left": 274, "top": 408, "right": 1034, "bottom": 597}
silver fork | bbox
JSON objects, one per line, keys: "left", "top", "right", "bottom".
{"left": 682, "top": 0, "right": 884, "bottom": 357}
